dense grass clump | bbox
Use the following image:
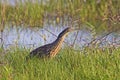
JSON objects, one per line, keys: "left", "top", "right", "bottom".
{"left": 0, "top": 48, "right": 120, "bottom": 80}
{"left": 0, "top": 0, "right": 119, "bottom": 29}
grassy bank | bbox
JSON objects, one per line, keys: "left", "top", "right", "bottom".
{"left": 0, "top": 48, "right": 120, "bottom": 80}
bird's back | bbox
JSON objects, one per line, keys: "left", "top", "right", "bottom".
{"left": 29, "top": 43, "right": 53, "bottom": 58}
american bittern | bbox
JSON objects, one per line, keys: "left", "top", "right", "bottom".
{"left": 27, "top": 27, "right": 75, "bottom": 58}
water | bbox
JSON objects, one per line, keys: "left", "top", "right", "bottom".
{"left": 0, "top": 23, "right": 120, "bottom": 50}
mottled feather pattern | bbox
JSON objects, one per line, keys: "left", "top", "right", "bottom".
{"left": 26, "top": 27, "right": 74, "bottom": 59}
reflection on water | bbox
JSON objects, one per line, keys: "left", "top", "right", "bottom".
{"left": 0, "top": 24, "right": 120, "bottom": 49}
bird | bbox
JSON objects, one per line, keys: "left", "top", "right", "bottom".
{"left": 26, "top": 27, "right": 75, "bottom": 59}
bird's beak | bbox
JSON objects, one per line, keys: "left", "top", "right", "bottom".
{"left": 70, "top": 27, "right": 80, "bottom": 31}
{"left": 75, "top": 27, "right": 80, "bottom": 30}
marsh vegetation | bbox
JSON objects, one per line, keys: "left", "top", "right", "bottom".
{"left": 0, "top": 0, "right": 120, "bottom": 80}
{"left": 0, "top": 48, "right": 120, "bottom": 80}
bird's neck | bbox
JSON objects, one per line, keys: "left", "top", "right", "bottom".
{"left": 54, "top": 33, "right": 68, "bottom": 46}
{"left": 49, "top": 32, "right": 68, "bottom": 57}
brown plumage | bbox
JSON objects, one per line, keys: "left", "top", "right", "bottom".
{"left": 27, "top": 27, "right": 74, "bottom": 59}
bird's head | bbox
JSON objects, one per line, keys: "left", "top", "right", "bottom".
{"left": 62, "top": 27, "right": 75, "bottom": 33}
{"left": 58, "top": 27, "right": 75, "bottom": 38}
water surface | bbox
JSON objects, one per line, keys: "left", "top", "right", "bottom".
{"left": 0, "top": 24, "right": 120, "bottom": 50}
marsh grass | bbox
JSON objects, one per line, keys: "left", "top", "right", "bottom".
{"left": 0, "top": 48, "right": 120, "bottom": 80}
{"left": 0, "top": 0, "right": 119, "bottom": 29}
{"left": 0, "top": 1, "right": 120, "bottom": 79}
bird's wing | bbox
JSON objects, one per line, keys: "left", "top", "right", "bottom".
{"left": 29, "top": 43, "right": 53, "bottom": 57}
